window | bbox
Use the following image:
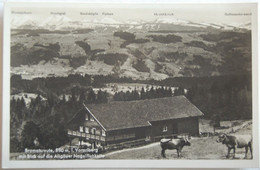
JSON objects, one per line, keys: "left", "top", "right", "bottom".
{"left": 96, "top": 130, "right": 101, "bottom": 135}
{"left": 85, "top": 114, "right": 89, "bottom": 120}
{"left": 79, "top": 126, "right": 83, "bottom": 132}
{"left": 91, "top": 128, "right": 96, "bottom": 135}
{"left": 85, "top": 127, "right": 89, "bottom": 133}
{"left": 90, "top": 116, "right": 94, "bottom": 121}
{"left": 68, "top": 130, "right": 72, "bottom": 135}
{"left": 102, "top": 130, "right": 106, "bottom": 136}
{"left": 163, "top": 125, "right": 167, "bottom": 132}
{"left": 145, "top": 135, "right": 150, "bottom": 141}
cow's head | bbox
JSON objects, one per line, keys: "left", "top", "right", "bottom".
{"left": 216, "top": 134, "right": 227, "bottom": 144}
{"left": 182, "top": 138, "right": 191, "bottom": 146}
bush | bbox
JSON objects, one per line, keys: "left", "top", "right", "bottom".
{"left": 93, "top": 53, "right": 128, "bottom": 65}
{"left": 132, "top": 60, "right": 150, "bottom": 72}
{"left": 147, "top": 34, "right": 182, "bottom": 44}
{"left": 69, "top": 57, "right": 86, "bottom": 69}
{"left": 21, "top": 121, "right": 42, "bottom": 149}
{"left": 10, "top": 137, "right": 23, "bottom": 152}
{"left": 114, "top": 31, "right": 135, "bottom": 41}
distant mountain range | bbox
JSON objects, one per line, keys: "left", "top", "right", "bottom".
{"left": 11, "top": 15, "right": 251, "bottom": 31}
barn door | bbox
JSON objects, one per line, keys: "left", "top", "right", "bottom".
{"left": 172, "top": 123, "right": 178, "bottom": 135}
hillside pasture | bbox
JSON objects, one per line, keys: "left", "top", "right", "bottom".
{"left": 104, "top": 120, "right": 252, "bottom": 160}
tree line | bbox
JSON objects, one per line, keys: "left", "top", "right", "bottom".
{"left": 11, "top": 74, "right": 138, "bottom": 95}
{"left": 113, "top": 86, "right": 184, "bottom": 101}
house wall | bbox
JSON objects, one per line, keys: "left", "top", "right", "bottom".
{"left": 105, "top": 117, "right": 199, "bottom": 145}
{"left": 67, "top": 109, "right": 106, "bottom": 147}
{"left": 150, "top": 119, "right": 175, "bottom": 137}
{"left": 150, "top": 117, "right": 200, "bottom": 137}
{"left": 106, "top": 126, "right": 151, "bottom": 144}
{"left": 88, "top": 116, "right": 199, "bottom": 145}
{"left": 79, "top": 110, "right": 105, "bottom": 137}
{"left": 177, "top": 117, "right": 199, "bottom": 136}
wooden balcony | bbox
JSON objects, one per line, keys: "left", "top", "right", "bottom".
{"left": 68, "top": 130, "right": 105, "bottom": 141}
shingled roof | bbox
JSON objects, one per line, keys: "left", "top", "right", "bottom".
{"left": 81, "top": 95, "right": 204, "bottom": 131}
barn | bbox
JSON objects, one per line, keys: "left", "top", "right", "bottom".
{"left": 67, "top": 95, "right": 203, "bottom": 148}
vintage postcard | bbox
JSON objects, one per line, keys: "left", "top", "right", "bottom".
{"left": 1, "top": 1, "right": 259, "bottom": 168}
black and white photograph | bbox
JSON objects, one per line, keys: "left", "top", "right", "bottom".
{"left": 1, "top": 1, "right": 259, "bottom": 168}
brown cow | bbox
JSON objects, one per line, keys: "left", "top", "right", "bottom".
{"left": 216, "top": 134, "right": 252, "bottom": 159}
{"left": 160, "top": 138, "right": 191, "bottom": 158}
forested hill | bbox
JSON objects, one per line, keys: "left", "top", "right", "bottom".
{"left": 11, "top": 73, "right": 251, "bottom": 119}
{"left": 11, "top": 28, "right": 251, "bottom": 80}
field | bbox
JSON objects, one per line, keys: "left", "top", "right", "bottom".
{"left": 103, "top": 120, "right": 252, "bottom": 160}
{"left": 9, "top": 119, "right": 252, "bottom": 160}
{"left": 11, "top": 26, "right": 251, "bottom": 80}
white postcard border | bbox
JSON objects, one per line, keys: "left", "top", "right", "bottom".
{"left": 2, "top": 1, "right": 259, "bottom": 168}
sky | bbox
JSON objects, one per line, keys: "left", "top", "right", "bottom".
{"left": 9, "top": 3, "right": 255, "bottom": 26}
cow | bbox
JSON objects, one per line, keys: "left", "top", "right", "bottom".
{"left": 216, "top": 134, "right": 252, "bottom": 159}
{"left": 160, "top": 137, "right": 191, "bottom": 158}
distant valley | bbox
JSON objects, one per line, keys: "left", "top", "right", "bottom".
{"left": 11, "top": 17, "right": 251, "bottom": 80}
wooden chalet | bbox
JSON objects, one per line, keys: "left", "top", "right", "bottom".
{"left": 67, "top": 95, "right": 203, "bottom": 149}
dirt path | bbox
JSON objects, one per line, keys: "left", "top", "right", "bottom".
{"left": 105, "top": 142, "right": 160, "bottom": 156}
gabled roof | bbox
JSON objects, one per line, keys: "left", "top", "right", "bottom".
{"left": 81, "top": 95, "right": 204, "bottom": 131}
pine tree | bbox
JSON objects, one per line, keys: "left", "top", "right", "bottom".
{"left": 35, "top": 94, "right": 41, "bottom": 105}
{"left": 167, "top": 87, "right": 172, "bottom": 97}
{"left": 97, "top": 90, "right": 107, "bottom": 103}
{"left": 125, "top": 91, "right": 131, "bottom": 101}
{"left": 140, "top": 87, "right": 146, "bottom": 99}
{"left": 47, "top": 94, "right": 56, "bottom": 108}
{"left": 133, "top": 88, "right": 140, "bottom": 100}
{"left": 70, "top": 90, "right": 77, "bottom": 103}
{"left": 102, "top": 91, "right": 108, "bottom": 103}
{"left": 149, "top": 86, "right": 155, "bottom": 99}
{"left": 21, "top": 121, "right": 42, "bottom": 149}
{"left": 79, "top": 90, "right": 86, "bottom": 103}
{"left": 113, "top": 92, "right": 119, "bottom": 101}
{"left": 20, "top": 97, "right": 26, "bottom": 109}
{"left": 87, "top": 89, "right": 96, "bottom": 103}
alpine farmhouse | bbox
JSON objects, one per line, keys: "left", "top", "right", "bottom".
{"left": 67, "top": 95, "right": 204, "bottom": 148}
